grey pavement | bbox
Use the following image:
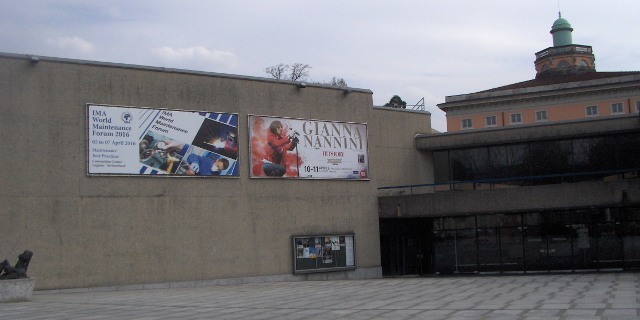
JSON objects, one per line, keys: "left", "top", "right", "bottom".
{"left": 1, "top": 273, "right": 639, "bottom": 319}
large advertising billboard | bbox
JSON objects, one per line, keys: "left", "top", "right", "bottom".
{"left": 87, "top": 104, "right": 239, "bottom": 177}
{"left": 249, "top": 115, "right": 369, "bottom": 180}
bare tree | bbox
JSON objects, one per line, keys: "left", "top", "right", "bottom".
{"left": 329, "top": 77, "right": 348, "bottom": 87}
{"left": 289, "top": 63, "right": 311, "bottom": 81}
{"left": 264, "top": 63, "right": 288, "bottom": 80}
{"left": 265, "top": 63, "right": 347, "bottom": 87}
{"left": 312, "top": 77, "right": 349, "bottom": 87}
{"left": 265, "top": 63, "right": 311, "bottom": 81}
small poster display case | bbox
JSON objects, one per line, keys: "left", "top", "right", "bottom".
{"left": 292, "top": 234, "right": 355, "bottom": 274}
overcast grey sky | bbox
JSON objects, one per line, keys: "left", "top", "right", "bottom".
{"left": 2, "top": 1, "right": 639, "bottom": 132}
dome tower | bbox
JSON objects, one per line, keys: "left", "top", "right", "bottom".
{"left": 534, "top": 13, "right": 596, "bottom": 77}
{"left": 551, "top": 13, "right": 573, "bottom": 46}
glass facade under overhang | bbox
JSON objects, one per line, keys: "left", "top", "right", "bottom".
{"left": 381, "top": 207, "right": 640, "bottom": 276}
{"left": 433, "top": 132, "right": 640, "bottom": 191}
{"left": 432, "top": 207, "right": 640, "bottom": 274}
{"left": 380, "top": 127, "right": 640, "bottom": 276}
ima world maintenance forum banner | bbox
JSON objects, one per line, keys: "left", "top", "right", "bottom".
{"left": 249, "top": 115, "right": 369, "bottom": 179}
{"left": 87, "top": 104, "right": 239, "bottom": 177}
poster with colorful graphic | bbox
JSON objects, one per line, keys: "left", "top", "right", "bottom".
{"left": 87, "top": 104, "right": 239, "bottom": 176}
{"left": 248, "top": 115, "right": 369, "bottom": 179}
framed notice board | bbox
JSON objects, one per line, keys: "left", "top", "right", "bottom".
{"left": 292, "top": 234, "right": 356, "bottom": 274}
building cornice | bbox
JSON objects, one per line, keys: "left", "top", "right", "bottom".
{"left": 0, "top": 52, "right": 373, "bottom": 95}
{"left": 438, "top": 74, "right": 640, "bottom": 111}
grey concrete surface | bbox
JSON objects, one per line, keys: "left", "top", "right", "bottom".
{"left": 0, "top": 278, "right": 36, "bottom": 302}
{"left": 1, "top": 273, "right": 639, "bottom": 319}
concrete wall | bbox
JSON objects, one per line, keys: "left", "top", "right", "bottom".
{"left": 0, "top": 54, "right": 428, "bottom": 290}
{"left": 370, "top": 107, "right": 432, "bottom": 188}
{"left": 379, "top": 180, "right": 640, "bottom": 218}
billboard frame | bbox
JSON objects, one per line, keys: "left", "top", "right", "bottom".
{"left": 248, "top": 114, "right": 370, "bottom": 181}
{"left": 292, "top": 233, "right": 356, "bottom": 274}
{"left": 86, "top": 103, "right": 239, "bottom": 178}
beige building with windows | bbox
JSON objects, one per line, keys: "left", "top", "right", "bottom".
{"left": 439, "top": 14, "right": 640, "bottom": 132}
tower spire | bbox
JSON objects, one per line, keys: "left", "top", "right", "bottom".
{"left": 558, "top": 0, "right": 562, "bottom": 18}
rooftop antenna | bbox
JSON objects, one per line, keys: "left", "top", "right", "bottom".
{"left": 557, "top": 0, "right": 562, "bottom": 18}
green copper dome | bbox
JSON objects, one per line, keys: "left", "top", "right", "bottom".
{"left": 550, "top": 14, "right": 573, "bottom": 46}
{"left": 552, "top": 17, "right": 572, "bottom": 30}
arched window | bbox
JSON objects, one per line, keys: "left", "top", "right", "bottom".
{"left": 557, "top": 60, "right": 571, "bottom": 68}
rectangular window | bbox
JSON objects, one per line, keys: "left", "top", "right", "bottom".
{"left": 485, "top": 115, "right": 497, "bottom": 127}
{"left": 461, "top": 119, "right": 472, "bottom": 129}
{"left": 510, "top": 113, "right": 522, "bottom": 124}
{"left": 611, "top": 102, "right": 624, "bottom": 114}
{"left": 635, "top": 100, "right": 640, "bottom": 113}
{"left": 489, "top": 144, "right": 529, "bottom": 179}
{"left": 586, "top": 105, "right": 598, "bottom": 117}
{"left": 433, "top": 151, "right": 450, "bottom": 185}
{"left": 535, "top": 110, "right": 548, "bottom": 122}
{"left": 530, "top": 140, "right": 573, "bottom": 180}
{"left": 450, "top": 147, "right": 490, "bottom": 181}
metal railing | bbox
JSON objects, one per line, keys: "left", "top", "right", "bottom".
{"left": 536, "top": 45, "right": 592, "bottom": 59}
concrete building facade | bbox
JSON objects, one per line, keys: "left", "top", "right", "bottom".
{"left": 378, "top": 15, "right": 640, "bottom": 277}
{"left": 0, "top": 52, "right": 431, "bottom": 290}
{"left": 380, "top": 114, "right": 640, "bottom": 275}
{"left": 3, "top": 14, "right": 638, "bottom": 290}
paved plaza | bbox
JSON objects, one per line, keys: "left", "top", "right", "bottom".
{"left": 1, "top": 273, "right": 639, "bottom": 319}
